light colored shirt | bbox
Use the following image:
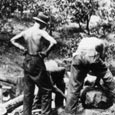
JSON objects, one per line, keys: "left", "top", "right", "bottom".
{"left": 73, "top": 37, "right": 105, "bottom": 63}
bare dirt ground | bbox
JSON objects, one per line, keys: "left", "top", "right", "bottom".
{"left": 0, "top": 18, "right": 29, "bottom": 84}
{"left": 0, "top": 43, "right": 24, "bottom": 84}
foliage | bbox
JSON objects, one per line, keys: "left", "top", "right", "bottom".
{"left": 1, "top": 0, "right": 115, "bottom": 59}
{"left": 68, "top": 0, "right": 98, "bottom": 30}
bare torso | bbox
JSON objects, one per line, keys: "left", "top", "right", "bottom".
{"left": 23, "top": 26, "right": 45, "bottom": 55}
{"left": 11, "top": 22, "right": 57, "bottom": 56}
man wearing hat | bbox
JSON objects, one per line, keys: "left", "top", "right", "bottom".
{"left": 10, "top": 12, "right": 64, "bottom": 115}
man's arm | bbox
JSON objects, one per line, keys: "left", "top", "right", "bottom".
{"left": 10, "top": 32, "right": 26, "bottom": 51}
{"left": 40, "top": 30, "right": 57, "bottom": 57}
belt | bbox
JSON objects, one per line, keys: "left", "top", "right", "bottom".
{"left": 24, "top": 50, "right": 43, "bottom": 58}
{"left": 28, "top": 53, "right": 39, "bottom": 56}
{"left": 30, "top": 53, "right": 45, "bottom": 59}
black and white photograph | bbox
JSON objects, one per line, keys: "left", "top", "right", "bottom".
{"left": 0, "top": 0, "right": 115, "bottom": 115}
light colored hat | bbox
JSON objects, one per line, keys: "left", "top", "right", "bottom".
{"left": 33, "top": 12, "right": 49, "bottom": 25}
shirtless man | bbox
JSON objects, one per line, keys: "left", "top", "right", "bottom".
{"left": 10, "top": 12, "right": 63, "bottom": 115}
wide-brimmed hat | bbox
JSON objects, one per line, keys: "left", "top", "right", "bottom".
{"left": 33, "top": 12, "right": 49, "bottom": 25}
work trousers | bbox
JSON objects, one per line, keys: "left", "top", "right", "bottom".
{"left": 23, "top": 54, "right": 52, "bottom": 115}
{"left": 33, "top": 78, "right": 65, "bottom": 109}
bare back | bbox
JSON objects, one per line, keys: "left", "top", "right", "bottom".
{"left": 11, "top": 23, "right": 57, "bottom": 56}
{"left": 23, "top": 26, "right": 45, "bottom": 55}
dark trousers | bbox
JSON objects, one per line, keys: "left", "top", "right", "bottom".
{"left": 23, "top": 54, "right": 52, "bottom": 115}
{"left": 55, "top": 79, "right": 65, "bottom": 108}
{"left": 33, "top": 78, "right": 65, "bottom": 109}
{"left": 65, "top": 54, "right": 115, "bottom": 114}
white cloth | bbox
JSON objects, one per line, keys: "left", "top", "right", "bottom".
{"left": 73, "top": 37, "right": 104, "bottom": 63}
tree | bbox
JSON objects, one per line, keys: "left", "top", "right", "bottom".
{"left": 67, "top": 0, "right": 99, "bottom": 34}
